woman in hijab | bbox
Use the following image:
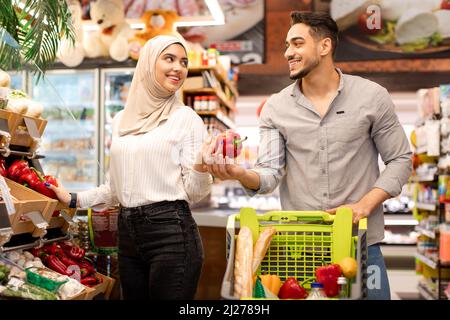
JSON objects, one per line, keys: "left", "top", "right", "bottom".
{"left": 48, "top": 35, "right": 213, "bottom": 300}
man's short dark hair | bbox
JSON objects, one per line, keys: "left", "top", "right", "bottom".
{"left": 290, "top": 11, "right": 339, "bottom": 56}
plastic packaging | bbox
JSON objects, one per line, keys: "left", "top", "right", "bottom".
{"left": 425, "top": 120, "right": 440, "bottom": 156}
{"left": 306, "top": 282, "right": 327, "bottom": 300}
{"left": 25, "top": 267, "right": 68, "bottom": 293}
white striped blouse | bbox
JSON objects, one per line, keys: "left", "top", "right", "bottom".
{"left": 78, "top": 106, "right": 213, "bottom": 208}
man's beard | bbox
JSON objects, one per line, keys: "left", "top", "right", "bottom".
{"left": 289, "top": 57, "right": 320, "bottom": 80}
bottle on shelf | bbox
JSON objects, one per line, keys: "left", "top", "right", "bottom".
{"left": 193, "top": 96, "right": 201, "bottom": 111}
{"left": 208, "top": 96, "right": 217, "bottom": 112}
{"left": 207, "top": 48, "right": 217, "bottom": 67}
{"left": 306, "top": 282, "right": 327, "bottom": 300}
{"left": 201, "top": 50, "right": 209, "bottom": 66}
{"left": 200, "top": 96, "right": 209, "bottom": 112}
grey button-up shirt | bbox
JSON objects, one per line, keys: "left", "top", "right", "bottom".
{"left": 244, "top": 69, "right": 412, "bottom": 246}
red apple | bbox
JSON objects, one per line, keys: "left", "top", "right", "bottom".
{"left": 441, "top": 0, "right": 450, "bottom": 9}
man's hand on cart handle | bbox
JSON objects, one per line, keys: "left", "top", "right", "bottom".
{"left": 46, "top": 181, "right": 71, "bottom": 206}
{"left": 326, "top": 188, "right": 391, "bottom": 224}
{"left": 326, "top": 202, "right": 371, "bottom": 224}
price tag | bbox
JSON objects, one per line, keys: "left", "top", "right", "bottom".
{"left": 0, "top": 176, "right": 15, "bottom": 215}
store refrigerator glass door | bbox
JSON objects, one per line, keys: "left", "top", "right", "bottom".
{"left": 30, "top": 70, "right": 99, "bottom": 192}
{"left": 7, "top": 71, "right": 25, "bottom": 91}
{"left": 100, "top": 69, "right": 134, "bottom": 183}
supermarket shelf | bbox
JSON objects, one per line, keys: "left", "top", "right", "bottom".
{"left": 381, "top": 245, "right": 416, "bottom": 257}
{"left": 412, "top": 174, "right": 437, "bottom": 183}
{"left": 384, "top": 214, "right": 418, "bottom": 226}
{"left": 188, "top": 66, "right": 239, "bottom": 98}
{"left": 415, "top": 252, "right": 438, "bottom": 269}
{"left": 416, "top": 202, "right": 437, "bottom": 211}
{"left": 381, "top": 242, "right": 416, "bottom": 246}
{"left": 418, "top": 282, "right": 438, "bottom": 300}
{"left": 183, "top": 87, "right": 236, "bottom": 111}
{"left": 414, "top": 225, "right": 437, "bottom": 239}
{"left": 197, "top": 110, "right": 236, "bottom": 130}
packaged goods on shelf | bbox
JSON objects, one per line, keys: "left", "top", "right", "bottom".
{"left": 440, "top": 224, "right": 450, "bottom": 263}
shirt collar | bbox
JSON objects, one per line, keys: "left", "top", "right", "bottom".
{"left": 290, "top": 67, "right": 344, "bottom": 97}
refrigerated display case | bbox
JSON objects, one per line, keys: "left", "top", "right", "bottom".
{"left": 29, "top": 70, "right": 99, "bottom": 192}
{"left": 99, "top": 68, "right": 134, "bottom": 183}
{"left": 7, "top": 70, "right": 26, "bottom": 91}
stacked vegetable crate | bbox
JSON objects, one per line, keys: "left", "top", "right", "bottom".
{"left": 0, "top": 103, "right": 113, "bottom": 301}
{"left": 0, "top": 109, "right": 77, "bottom": 241}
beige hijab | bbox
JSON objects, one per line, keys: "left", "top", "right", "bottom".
{"left": 119, "top": 35, "right": 188, "bottom": 136}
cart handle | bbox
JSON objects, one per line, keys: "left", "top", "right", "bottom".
{"left": 258, "top": 210, "right": 336, "bottom": 222}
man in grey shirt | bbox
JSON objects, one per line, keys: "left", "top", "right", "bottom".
{"left": 203, "top": 11, "right": 412, "bottom": 300}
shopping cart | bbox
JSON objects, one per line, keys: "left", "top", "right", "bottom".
{"left": 220, "top": 207, "right": 368, "bottom": 300}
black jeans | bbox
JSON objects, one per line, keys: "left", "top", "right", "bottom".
{"left": 117, "top": 200, "right": 204, "bottom": 300}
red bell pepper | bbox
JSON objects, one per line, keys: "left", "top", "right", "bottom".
{"left": 80, "top": 276, "right": 98, "bottom": 287}
{"left": 77, "top": 259, "right": 96, "bottom": 276}
{"left": 34, "top": 180, "right": 58, "bottom": 199}
{"left": 30, "top": 247, "right": 48, "bottom": 259}
{"left": 59, "top": 255, "right": 79, "bottom": 268}
{"left": 8, "top": 160, "right": 30, "bottom": 181}
{"left": 44, "top": 255, "right": 72, "bottom": 276}
{"left": 60, "top": 241, "right": 85, "bottom": 260}
{"left": 278, "top": 277, "right": 308, "bottom": 299}
{"left": 213, "top": 130, "right": 248, "bottom": 159}
{"left": 18, "top": 169, "right": 40, "bottom": 188}
{"left": 0, "top": 156, "right": 7, "bottom": 177}
{"left": 30, "top": 170, "right": 59, "bottom": 199}
{"left": 315, "top": 264, "right": 342, "bottom": 297}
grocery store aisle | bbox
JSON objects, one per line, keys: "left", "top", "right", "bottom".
{"left": 388, "top": 269, "right": 421, "bottom": 300}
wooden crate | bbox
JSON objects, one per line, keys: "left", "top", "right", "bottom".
{"left": 5, "top": 177, "right": 57, "bottom": 236}
{"left": 83, "top": 273, "right": 115, "bottom": 300}
{"left": 0, "top": 109, "right": 47, "bottom": 148}
{"left": 65, "top": 287, "right": 88, "bottom": 300}
{"left": 48, "top": 201, "right": 77, "bottom": 232}
{"left": 0, "top": 196, "right": 22, "bottom": 233}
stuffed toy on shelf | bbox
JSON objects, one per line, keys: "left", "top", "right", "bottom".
{"left": 57, "top": 0, "right": 85, "bottom": 67}
{"left": 128, "top": 9, "right": 184, "bottom": 61}
{"left": 83, "top": 0, "right": 134, "bottom": 62}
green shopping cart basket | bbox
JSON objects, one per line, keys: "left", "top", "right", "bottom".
{"left": 220, "top": 207, "right": 368, "bottom": 300}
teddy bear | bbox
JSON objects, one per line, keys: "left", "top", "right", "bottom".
{"left": 128, "top": 9, "right": 183, "bottom": 61}
{"left": 57, "top": 0, "right": 85, "bottom": 67}
{"left": 83, "top": 0, "right": 134, "bottom": 62}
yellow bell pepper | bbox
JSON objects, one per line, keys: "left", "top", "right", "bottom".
{"left": 259, "top": 274, "right": 282, "bottom": 296}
